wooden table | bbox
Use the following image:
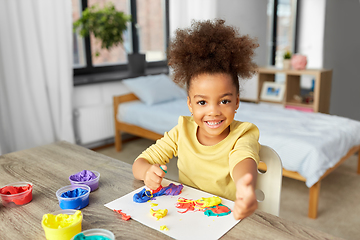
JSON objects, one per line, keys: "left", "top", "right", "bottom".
{"left": 0, "top": 141, "right": 340, "bottom": 240}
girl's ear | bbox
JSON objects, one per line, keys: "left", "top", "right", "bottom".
{"left": 187, "top": 96, "right": 193, "bottom": 114}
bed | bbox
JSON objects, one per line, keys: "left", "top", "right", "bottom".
{"left": 113, "top": 74, "right": 360, "bottom": 219}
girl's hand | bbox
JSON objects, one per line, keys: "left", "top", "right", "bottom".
{"left": 144, "top": 164, "right": 167, "bottom": 190}
{"left": 233, "top": 173, "right": 258, "bottom": 220}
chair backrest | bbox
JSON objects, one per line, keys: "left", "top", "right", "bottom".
{"left": 255, "top": 145, "right": 283, "bottom": 216}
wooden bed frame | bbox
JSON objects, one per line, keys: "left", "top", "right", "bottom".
{"left": 113, "top": 93, "right": 360, "bottom": 219}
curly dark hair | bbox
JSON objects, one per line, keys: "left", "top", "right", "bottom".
{"left": 168, "top": 19, "right": 259, "bottom": 94}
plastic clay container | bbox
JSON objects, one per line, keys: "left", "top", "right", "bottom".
{"left": 42, "top": 209, "right": 83, "bottom": 240}
{"left": 69, "top": 170, "right": 100, "bottom": 192}
{"left": 71, "top": 229, "right": 115, "bottom": 240}
{"left": 56, "top": 185, "right": 90, "bottom": 210}
{"left": 0, "top": 182, "right": 33, "bottom": 207}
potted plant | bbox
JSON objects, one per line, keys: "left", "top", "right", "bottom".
{"left": 283, "top": 50, "right": 292, "bottom": 70}
{"left": 73, "top": 3, "right": 146, "bottom": 74}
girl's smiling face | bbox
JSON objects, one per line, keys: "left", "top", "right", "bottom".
{"left": 187, "top": 73, "right": 240, "bottom": 146}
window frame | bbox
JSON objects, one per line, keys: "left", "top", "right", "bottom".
{"left": 269, "top": 0, "right": 299, "bottom": 66}
{"left": 73, "top": 0, "right": 170, "bottom": 79}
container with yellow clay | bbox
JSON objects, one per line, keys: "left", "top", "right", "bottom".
{"left": 42, "top": 209, "right": 83, "bottom": 240}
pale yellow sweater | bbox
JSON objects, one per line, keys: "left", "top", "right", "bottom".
{"left": 136, "top": 116, "right": 260, "bottom": 200}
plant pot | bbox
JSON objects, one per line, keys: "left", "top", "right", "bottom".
{"left": 283, "top": 59, "right": 291, "bottom": 70}
{"left": 128, "top": 53, "right": 146, "bottom": 75}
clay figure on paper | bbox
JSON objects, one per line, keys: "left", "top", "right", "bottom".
{"left": 175, "top": 196, "right": 231, "bottom": 217}
{"left": 132, "top": 19, "right": 260, "bottom": 220}
{"left": 150, "top": 208, "right": 168, "bottom": 220}
{"left": 133, "top": 183, "right": 183, "bottom": 203}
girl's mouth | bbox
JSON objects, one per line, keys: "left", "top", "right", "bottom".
{"left": 205, "top": 120, "right": 224, "bottom": 128}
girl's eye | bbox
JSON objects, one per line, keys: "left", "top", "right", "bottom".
{"left": 197, "top": 100, "right": 206, "bottom": 106}
{"left": 221, "top": 99, "right": 230, "bottom": 104}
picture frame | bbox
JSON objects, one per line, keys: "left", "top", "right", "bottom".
{"left": 260, "top": 82, "right": 285, "bottom": 102}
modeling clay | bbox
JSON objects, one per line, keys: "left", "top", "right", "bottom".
{"left": 196, "top": 196, "right": 222, "bottom": 208}
{"left": 176, "top": 196, "right": 231, "bottom": 217}
{"left": 0, "top": 184, "right": 32, "bottom": 195}
{"left": 160, "top": 225, "right": 169, "bottom": 231}
{"left": 176, "top": 196, "right": 222, "bottom": 213}
{"left": 42, "top": 210, "right": 82, "bottom": 229}
{"left": 152, "top": 185, "right": 163, "bottom": 194}
{"left": 133, "top": 189, "right": 152, "bottom": 203}
{"left": 204, "top": 204, "right": 232, "bottom": 217}
{"left": 61, "top": 188, "right": 89, "bottom": 198}
{"left": 133, "top": 183, "right": 183, "bottom": 203}
{"left": 0, "top": 184, "right": 33, "bottom": 205}
{"left": 114, "top": 209, "right": 131, "bottom": 221}
{"left": 59, "top": 188, "right": 89, "bottom": 209}
{"left": 150, "top": 203, "right": 158, "bottom": 207}
{"left": 150, "top": 208, "right": 168, "bottom": 220}
{"left": 73, "top": 233, "right": 111, "bottom": 240}
{"left": 70, "top": 170, "right": 97, "bottom": 182}
{"left": 175, "top": 198, "right": 198, "bottom": 213}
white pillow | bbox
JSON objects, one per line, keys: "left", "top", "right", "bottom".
{"left": 122, "top": 74, "right": 187, "bottom": 105}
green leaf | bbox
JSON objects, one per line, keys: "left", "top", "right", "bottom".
{"left": 72, "top": 3, "right": 131, "bottom": 54}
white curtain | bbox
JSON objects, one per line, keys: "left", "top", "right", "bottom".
{"left": 0, "top": 0, "right": 75, "bottom": 155}
{"left": 169, "top": 0, "right": 217, "bottom": 37}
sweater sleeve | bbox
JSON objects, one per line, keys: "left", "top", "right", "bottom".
{"left": 135, "top": 121, "right": 180, "bottom": 165}
{"left": 228, "top": 122, "right": 260, "bottom": 179}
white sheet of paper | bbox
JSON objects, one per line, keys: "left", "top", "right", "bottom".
{"left": 104, "top": 179, "right": 240, "bottom": 240}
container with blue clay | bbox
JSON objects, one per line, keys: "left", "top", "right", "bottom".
{"left": 56, "top": 185, "right": 90, "bottom": 210}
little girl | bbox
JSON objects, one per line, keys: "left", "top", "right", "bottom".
{"left": 132, "top": 19, "right": 260, "bottom": 220}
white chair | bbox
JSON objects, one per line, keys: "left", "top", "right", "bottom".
{"left": 255, "top": 145, "right": 283, "bottom": 216}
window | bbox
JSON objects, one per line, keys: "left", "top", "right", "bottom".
{"left": 72, "top": 0, "right": 169, "bottom": 78}
{"left": 136, "top": 0, "right": 167, "bottom": 62}
{"left": 268, "top": 0, "right": 299, "bottom": 67}
{"left": 72, "top": 0, "right": 87, "bottom": 68}
{"left": 88, "top": 0, "right": 129, "bottom": 67}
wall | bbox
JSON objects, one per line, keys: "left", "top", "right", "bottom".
{"left": 216, "top": 0, "right": 268, "bottom": 100}
{"left": 216, "top": 0, "right": 268, "bottom": 67}
{"left": 290, "top": 0, "right": 360, "bottom": 121}
{"left": 323, "top": 0, "right": 360, "bottom": 121}
{"left": 169, "top": 0, "right": 268, "bottom": 101}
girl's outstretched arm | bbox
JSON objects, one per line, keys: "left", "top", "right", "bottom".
{"left": 132, "top": 158, "right": 167, "bottom": 190}
{"left": 232, "top": 158, "right": 258, "bottom": 220}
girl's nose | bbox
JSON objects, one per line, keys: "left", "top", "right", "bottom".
{"left": 208, "top": 104, "right": 220, "bottom": 116}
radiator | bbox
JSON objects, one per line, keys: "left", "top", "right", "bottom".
{"left": 74, "top": 105, "right": 114, "bottom": 145}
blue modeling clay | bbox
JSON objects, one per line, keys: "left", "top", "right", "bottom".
{"left": 59, "top": 188, "right": 89, "bottom": 210}
{"left": 133, "top": 183, "right": 183, "bottom": 203}
{"left": 61, "top": 188, "right": 88, "bottom": 198}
